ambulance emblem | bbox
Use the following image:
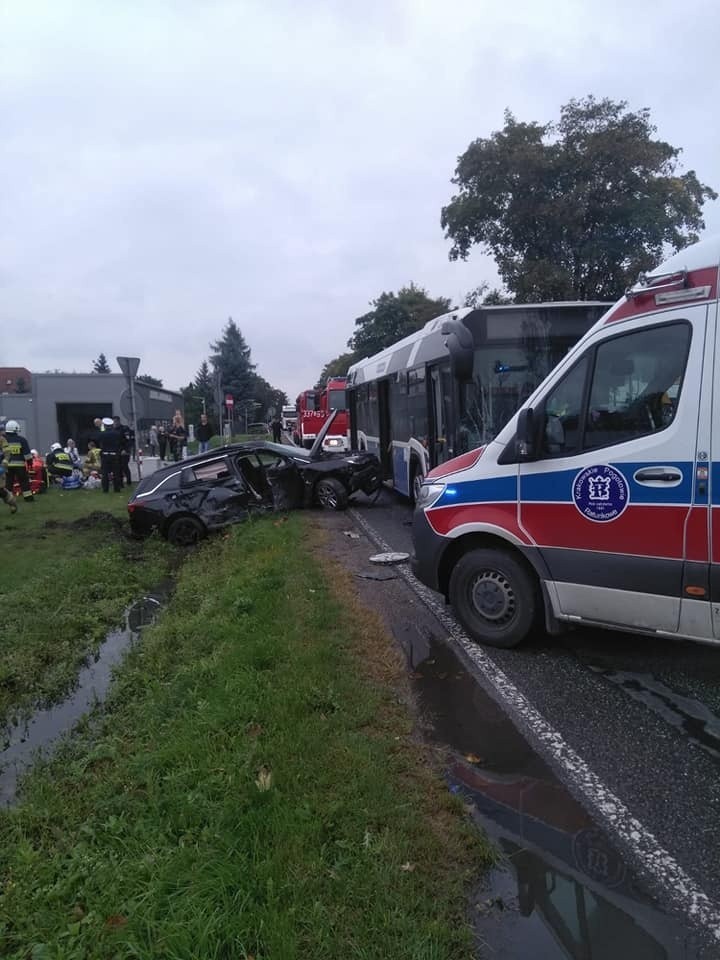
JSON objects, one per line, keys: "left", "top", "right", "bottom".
{"left": 573, "top": 464, "right": 629, "bottom": 522}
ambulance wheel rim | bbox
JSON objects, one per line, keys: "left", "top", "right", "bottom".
{"left": 470, "top": 570, "right": 515, "bottom": 624}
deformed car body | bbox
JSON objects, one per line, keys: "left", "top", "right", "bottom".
{"left": 127, "top": 411, "right": 381, "bottom": 545}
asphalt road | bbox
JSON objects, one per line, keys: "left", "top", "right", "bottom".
{"left": 349, "top": 487, "right": 720, "bottom": 946}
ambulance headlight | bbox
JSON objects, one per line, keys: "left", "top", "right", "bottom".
{"left": 416, "top": 482, "right": 445, "bottom": 508}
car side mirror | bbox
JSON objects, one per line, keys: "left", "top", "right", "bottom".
{"left": 516, "top": 407, "right": 537, "bottom": 461}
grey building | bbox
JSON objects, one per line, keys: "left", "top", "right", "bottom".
{"left": 0, "top": 374, "right": 184, "bottom": 455}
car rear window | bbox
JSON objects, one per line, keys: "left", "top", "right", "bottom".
{"left": 185, "top": 458, "right": 231, "bottom": 483}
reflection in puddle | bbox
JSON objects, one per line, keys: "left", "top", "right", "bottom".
{"left": 397, "top": 624, "right": 712, "bottom": 958}
{"left": 0, "top": 588, "right": 170, "bottom": 806}
{"left": 587, "top": 666, "right": 720, "bottom": 763}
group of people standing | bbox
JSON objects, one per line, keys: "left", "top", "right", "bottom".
{"left": 142, "top": 413, "right": 193, "bottom": 461}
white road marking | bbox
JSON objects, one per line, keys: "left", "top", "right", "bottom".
{"left": 349, "top": 507, "right": 720, "bottom": 941}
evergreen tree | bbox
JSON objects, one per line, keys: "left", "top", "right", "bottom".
{"left": 209, "top": 317, "right": 256, "bottom": 404}
{"left": 93, "top": 353, "right": 111, "bottom": 374}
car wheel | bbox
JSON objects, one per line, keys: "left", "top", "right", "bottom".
{"left": 166, "top": 515, "right": 206, "bottom": 547}
{"left": 448, "top": 548, "right": 538, "bottom": 648}
{"left": 315, "top": 477, "right": 349, "bottom": 511}
{"left": 410, "top": 456, "right": 424, "bottom": 505}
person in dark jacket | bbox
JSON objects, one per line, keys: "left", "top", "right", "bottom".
{"left": 271, "top": 415, "right": 282, "bottom": 443}
{"left": 3, "top": 420, "right": 34, "bottom": 502}
{"left": 158, "top": 424, "right": 168, "bottom": 461}
{"left": 168, "top": 413, "right": 187, "bottom": 462}
{"left": 196, "top": 413, "right": 213, "bottom": 454}
{"left": 99, "top": 417, "right": 122, "bottom": 492}
{"left": 113, "top": 416, "right": 132, "bottom": 486}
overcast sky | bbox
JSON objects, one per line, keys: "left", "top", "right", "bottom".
{"left": 2, "top": 0, "right": 718, "bottom": 401}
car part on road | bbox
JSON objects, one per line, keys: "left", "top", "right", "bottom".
{"left": 369, "top": 551, "right": 410, "bottom": 565}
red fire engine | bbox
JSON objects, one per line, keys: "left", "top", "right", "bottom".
{"left": 294, "top": 378, "right": 350, "bottom": 451}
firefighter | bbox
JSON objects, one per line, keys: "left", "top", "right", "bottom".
{"left": 99, "top": 417, "right": 122, "bottom": 492}
{"left": 46, "top": 442, "right": 75, "bottom": 481}
{"left": 83, "top": 439, "right": 101, "bottom": 476}
{"left": 0, "top": 422, "right": 18, "bottom": 513}
{"left": 4, "top": 420, "right": 34, "bottom": 502}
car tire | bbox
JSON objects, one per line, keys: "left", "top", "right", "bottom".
{"left": 410, "top": 456, "right": 424, "bottom": 506}
{"left": 448, "top": 548, "right": 538, "bottom": 648}
{"left": 315, "top": 477, "right": 349, "bottom": 511}
{"left": 166, "top": 515, "right": 206, "bottom": 547}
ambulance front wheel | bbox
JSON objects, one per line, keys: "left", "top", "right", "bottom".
{"left": 448, "top": 548, "right": 538, "bottom": 649}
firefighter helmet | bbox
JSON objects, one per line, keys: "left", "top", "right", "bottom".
{"left": 51, "top": 442, "right": 62, "bottom": 451}
{"left": 5, "top": 420, "right": 19, "bottom": 433}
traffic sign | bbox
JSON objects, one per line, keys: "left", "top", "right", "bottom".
{"left": 225, "top": 394, "right": 234, "bottom": 408}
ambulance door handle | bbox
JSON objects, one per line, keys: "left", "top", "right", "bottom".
{"left": 634, "top": 468, "right": 682, "bottom": 483}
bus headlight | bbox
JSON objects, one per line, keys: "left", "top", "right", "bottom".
{"left": 416, "top": 482, "right": 445, "bottom": 508}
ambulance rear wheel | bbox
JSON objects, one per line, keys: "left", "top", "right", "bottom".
{"left": 449, "top": 548, "right": 537, "bottom": 648}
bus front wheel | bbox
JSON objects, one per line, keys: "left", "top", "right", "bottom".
{"left": 410, "top": 457, "right": 424, "bottom": 505}
{"left": 448, "top": 548, "right": 537, "bottom": 648}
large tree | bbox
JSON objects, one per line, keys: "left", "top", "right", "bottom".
{"left": 441, "top": 96, "right": 717, "bottom": 302}
{"left": 348, "top": 284, "right": 451, "bottom": 358}
{"left": 210, "top": 317, "right": 257, "bottom": 404}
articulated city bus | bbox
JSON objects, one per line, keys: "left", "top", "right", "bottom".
{"left": 346, "top": 301, "right": 610, "bottom": 500}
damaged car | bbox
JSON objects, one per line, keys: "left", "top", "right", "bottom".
{"left": 127, "top": 411, "right": 381, "bottom": 545}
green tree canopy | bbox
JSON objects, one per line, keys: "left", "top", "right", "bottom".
{"left": 348, "top": 284, "right": 451, "bottom": 359}
{"left": 93, "top": 353, "right": 111, "bottom": 374}
{"left": 441, "top": 96, "right": 717, "bottom": 302}
{"left": 137, "top": 374, "right": 163, "bottom": 387}
{"left": 463, "top": 283, "right": 514, "bottom": 308}
{"left": 316, "top": 352, "right": 357, "bottom": 387}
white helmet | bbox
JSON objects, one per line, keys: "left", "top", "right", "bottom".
{"left": 51, "top": 442, "right": 62, "bottom": 451}
{"left": 6, "top": 420, "right": 19, "bottom": 433}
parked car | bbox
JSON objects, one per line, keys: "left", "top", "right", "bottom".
{"left": 127, "top": 412, "right": 381, "bottom": 545}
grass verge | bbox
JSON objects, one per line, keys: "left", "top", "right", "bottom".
{"left": 0, "top": 489, "right": 176, "bottom": 725}
{"left": 0, "top": 514, "right": 490, "bottom": 959}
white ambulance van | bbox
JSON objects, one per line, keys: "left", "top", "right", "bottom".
{"left": 412, "top": 236, "right": 720, "bottom": 648}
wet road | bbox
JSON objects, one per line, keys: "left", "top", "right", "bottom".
{"left": 348, "top": 489, "right": 720, "bottom": 949}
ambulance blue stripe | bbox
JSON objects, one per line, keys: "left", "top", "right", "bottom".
{"left": 436, "top": 462, "right": 695, "bottom": 508}
{"left": 435, "top": 475, "right": 517, "bottom": 507}
{"left": 521, "top": 463, "right": 694, "bottom": 504}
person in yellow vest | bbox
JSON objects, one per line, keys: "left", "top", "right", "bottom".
{"left": 3, "top": 420, "right": 34, "bottom": 502}
{"left": 83, "top": 439, "right": 102, "bottom": 476}
{"left": 0, "top": 423, "right": 18, "bottom": 513}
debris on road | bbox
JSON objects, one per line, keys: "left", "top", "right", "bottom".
{"left": 368, "top": 551, "right": 410, "bottom": 565}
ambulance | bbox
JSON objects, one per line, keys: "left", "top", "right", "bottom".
{"left": 412, "top": 235, "right": 720, "bottom": 648}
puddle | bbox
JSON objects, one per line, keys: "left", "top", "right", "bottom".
{"left": 0, "top": 584, "right": 171, "bottom": 807}
{"left": 587, "top": 666, "right": 720, "bottom": 763}
{"left": 392, "top": 622, "right": 713, "bottom": 958}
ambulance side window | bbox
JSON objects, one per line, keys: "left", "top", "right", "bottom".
{"left": 584, "top": 322, "right": 690, "bottom": 450}
{"left": 542, "top": 357, "right": 589, "bottom": 457}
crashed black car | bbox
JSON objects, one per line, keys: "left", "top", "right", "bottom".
{"left": 127, "top": 411, "right": 381, "bottom": 545}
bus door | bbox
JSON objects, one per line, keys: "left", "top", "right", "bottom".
{"left": 378, "top": 379, "right": 392, "bottom": 478}
{"left": 430, "top": 363, "right": 454, "bottom": 467}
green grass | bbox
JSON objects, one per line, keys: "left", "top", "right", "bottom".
{"left": 0, "top": 488, "right": 176, "bottom": 725}
{"left": 0, "top": 515, "right": 489, "bottom": 959}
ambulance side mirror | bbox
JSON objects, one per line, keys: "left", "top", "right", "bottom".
{"left": 516, "top": 408, "right": 537, "bottom": 461}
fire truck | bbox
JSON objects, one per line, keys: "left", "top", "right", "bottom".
{"left": 294, "top": 378, "right": 351, "bottom": 450}
{"left": 319, "top": 376, "right": 350, "bottom": 452}
{"left": 295, "top": 388, "right": 324, "bottom": 448}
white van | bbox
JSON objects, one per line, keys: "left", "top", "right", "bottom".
{"left": 412, "top": 236, "right": 720, "bottom": 648}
